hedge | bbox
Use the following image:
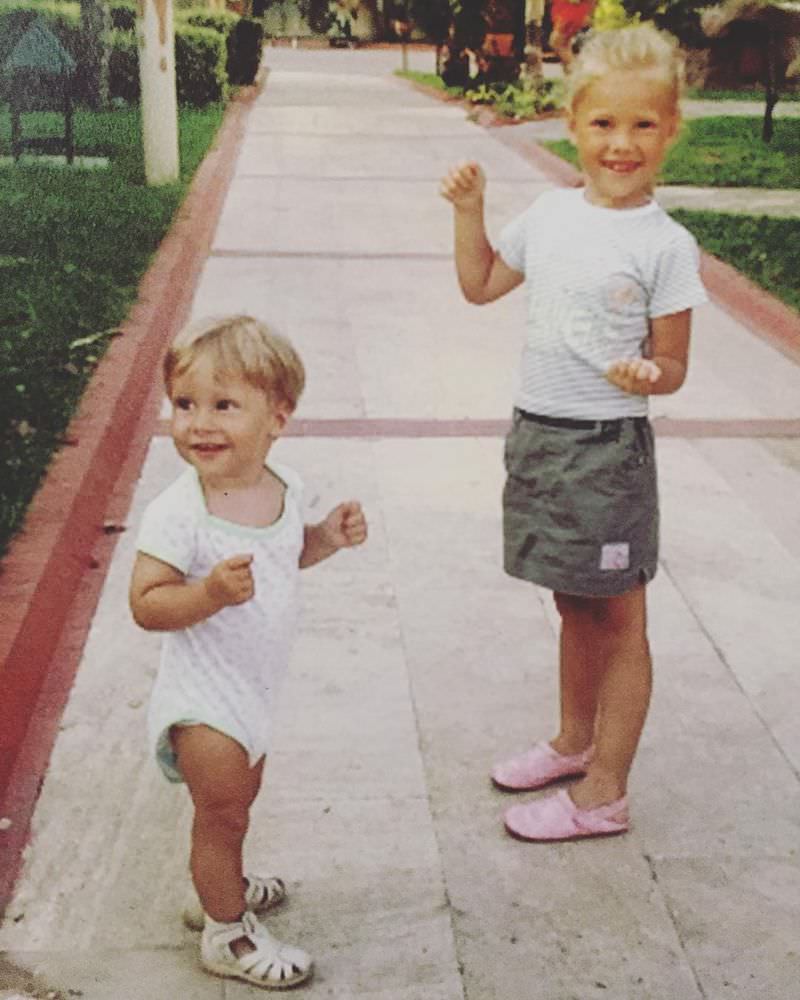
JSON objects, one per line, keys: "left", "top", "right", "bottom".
{"left": 1, "top": 2, "right": 245, "bottom": 108}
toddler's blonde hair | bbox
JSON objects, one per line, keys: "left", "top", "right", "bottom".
{"left": 567, "top": 23, "right": 685, "bottom": 111}
{"left": 164, "top": 314, "right": 305, "bottom": 412}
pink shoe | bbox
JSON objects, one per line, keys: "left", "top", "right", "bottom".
{"left": 490, "top": 742, "right": 593, "bottom": 792}
{"left": 503, "top": 789, "right": 629, "bottom": 842}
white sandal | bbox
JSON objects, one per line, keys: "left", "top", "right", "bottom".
{"left": 201, "top": 910, "right": 313, "bottom": 990}
{"left": 183, "top": 873, "right": 287, "bottom": 931}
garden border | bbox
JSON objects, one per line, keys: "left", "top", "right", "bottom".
{"left": 0, "top": 79, "right": 261, "bottom": 915}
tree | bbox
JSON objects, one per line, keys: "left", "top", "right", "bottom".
{"left": 79, "top": 0, "right": 111, "bottom": 108}
{"left": 406, "top": 0, "right": 451, "bottom": 72}
{"left": 699, "top": 0, "right": 800, "bottom": 142}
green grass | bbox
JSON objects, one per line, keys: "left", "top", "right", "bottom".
{"left": 395, "top": 69, "right": 465, "bottom": 99}
{"left": 0, "top": 104, "right": 224, "bottom": 554}
{"left": 686, "top": 86, "right": 800, "bottom": 102}
{"left": 671, "top": 211, "right": 800, "bottom": 314}
{"left": 544, "top": 116, "right": 800, "bottom": 188}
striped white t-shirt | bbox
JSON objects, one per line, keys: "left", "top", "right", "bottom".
{"left": 496, "top": 187, "right": 708, "bottom": 419}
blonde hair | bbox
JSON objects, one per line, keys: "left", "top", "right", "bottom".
{"left": 164, "top": 314, "right": 305, "bottom": 412}
{"left": 567, "top": 24, "right": 685, "bottom": 111}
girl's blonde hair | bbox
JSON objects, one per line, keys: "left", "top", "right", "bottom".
{"left": 164, "top": 314, "right": 305, "bottom": 412}
{"left": 567, "top": 24, "right": 685, "bottom": 111}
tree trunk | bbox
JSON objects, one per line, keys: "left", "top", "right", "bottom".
{"left": 79, "top": 0, "right": 111, "bottom": 109}
{"left": 762, "top": 29, "right": 778, "bottom": 143}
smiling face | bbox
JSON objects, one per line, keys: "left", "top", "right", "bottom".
{"left": 568, "top": 68, "right": 679, "bottom": 209}
{"left": 168, "top": 354, "right": 288, "bottom": 490}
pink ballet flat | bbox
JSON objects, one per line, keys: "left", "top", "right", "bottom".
{"left": 503, "top": 789, "right": 629, "bottom": 842}
{"left": 490, "top": 742, "right": 594, "bottom": 792}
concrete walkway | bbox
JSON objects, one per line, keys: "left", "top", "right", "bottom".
{"left": 2, "top": 47, "right": 800, "bottom": 1000}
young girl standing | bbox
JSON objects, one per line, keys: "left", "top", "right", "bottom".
{"left": 129, "top": 315, "right": 367, "bottom": 987}
{"left": 440, "top": 25, "right": 706, "bottom": 841}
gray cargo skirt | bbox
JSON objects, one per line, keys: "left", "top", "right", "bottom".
{"left": 503, "top": 408, "right": 659, "bottom": 597}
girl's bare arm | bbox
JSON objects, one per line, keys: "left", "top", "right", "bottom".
{"left": 441, "top": 161, "right": 523, "bottom": 304}
{"left": 606, "top": 309, "right": 691, "bottom": 396}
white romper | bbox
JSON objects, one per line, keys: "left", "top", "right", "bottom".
{"left": 136, "top": 460, "right": 304, "bottom": 782}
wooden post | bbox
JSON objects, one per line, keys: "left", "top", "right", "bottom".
{"left": 136, "top": 0, "right": 179, "bottom": 185}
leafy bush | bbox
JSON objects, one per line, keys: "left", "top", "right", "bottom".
{"left": 227, "top": 17, "right": 264, "bottom": 86}
{"left": 108, "top": 28, "right": 139, "bottom": 104}
{"left": 464, "top": 79, "right": 562, "bottom": 120}
{"left": 182, "top": 9, "right": 239, "bottom": 35}
{"left": 175, "top": 26, "right": 228, "bottom": 107}
{"left": 0, "top": 105, "right": 224, "bottom": 551}
{"left": 109, "top": 0, "right": 136, "bottom": 32}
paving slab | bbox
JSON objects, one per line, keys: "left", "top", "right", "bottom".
{"left": 3, "top": 49, "right": 800, "bottom": 1000}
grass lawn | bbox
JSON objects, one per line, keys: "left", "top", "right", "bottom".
{"left": 544, "top": 116, "right": 800, "bottom": 188}
{"left": 671, "top": 211, "right": 800, "bottom": 314}
{"left": 686, "top": 86, "right": 800, "bottom": 102}
{"left": 0, "top": 104, "right": 224, "bottom": 554}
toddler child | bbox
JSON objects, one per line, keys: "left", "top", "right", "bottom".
{"left": 440, "top": 24, "right": 706, "bottom": 841}
{"left": 129, "top": 315, "right": 367, "bottom": 986}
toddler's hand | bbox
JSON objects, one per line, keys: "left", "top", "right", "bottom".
{"left": 322, "top": 501, "right": 368, "bottom": 551}
{"left": 440, "top": 161, "right": 486, "bottom": 209}
{"left": 606, "top": 358, "right": 662, "bottom": 395}
{"left": 204, "top": 553, "right": 254, "bottom": 608}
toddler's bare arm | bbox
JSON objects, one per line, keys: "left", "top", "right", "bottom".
{"left": 440, "top": 161, "right": 523, "bottom": 304}
{"left": 130, "top": 552, "right": 254, "bottom": 630}
{"left": 300, "top": 501, "right": 367, "bottom": 569}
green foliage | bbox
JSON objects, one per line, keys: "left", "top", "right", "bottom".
{"left": 544, "top": 116, "right": 800, "bottom": 188}
{"left": 592, "top": 0, "right": 636, "bottom": 31}
{"left": 175, "top": 26, "right": 228, "bottom": 107}
{"left": 109, "top": 1, "right": 137, "bottom": 32}
{"left": 0, "top": 105, "right": 224, "bottom": 552}
{"left": 406, "top": 0, "right": 451, "bottom": 45}
{"left": 619, "top": 0, "right": 724, "bottom": 47}
{"left": 108, "top": 27, "right": 138, "bottom": 104}
{"left": 671, "top": 210, "right": 800, "bottom": 313}
{"left": 182, "top": 9, "right": 239, "bottom": 36}
{"left": 464, "top": 79, "right": 561, "bottom": 120}
{"left": 227, "top": 17, "right": 265, "bottom": 85}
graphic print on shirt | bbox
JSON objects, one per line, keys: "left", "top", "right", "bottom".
{"left": 563, "top": 272, "right": 649, "bottom": 375}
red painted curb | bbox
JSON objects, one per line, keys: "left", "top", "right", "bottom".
{"left": 0, "top": 83, "right": 259, "bottom": 915}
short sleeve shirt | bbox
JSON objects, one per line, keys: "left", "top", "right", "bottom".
{"left": 496, "top": 187, "right": 707, "bottom": 419}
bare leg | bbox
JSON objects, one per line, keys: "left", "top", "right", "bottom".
{"left": 553, "top": 585, "right": 652, "bottom": 808}
{"left": 550, "top": 591, "right": 601, "bottom": 755}
{"left": 173, "top": 725, "right": 264, "bottom": 925}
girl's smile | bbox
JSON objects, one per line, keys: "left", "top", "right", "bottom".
{"left": 568, "top": 69, "right": 680, "bottom": 209}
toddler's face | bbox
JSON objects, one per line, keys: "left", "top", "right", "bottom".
{"left": 168, "top": 355, "right": 287, "bottom": 488}
{"left": 568, "top": 69, "right": 679, "bottom": 209}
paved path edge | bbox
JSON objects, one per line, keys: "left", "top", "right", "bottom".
{"left": 0, "top": 80, "right": 260, "bottom": 916}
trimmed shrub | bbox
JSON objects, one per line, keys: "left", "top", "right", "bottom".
{"left": 110, "top": 1, "right": 137, "bottom": 32}
{"left": 182, "top": 9, "right": 238, "bottom": 36}
{"left": 175, "top": 26, "right": 228, "bottom": 107}
{"left": 227, "top": 17, "right": 264, "bottom": 86}
{"left": 108, "top": 28, "right": 139, "bottom": 104}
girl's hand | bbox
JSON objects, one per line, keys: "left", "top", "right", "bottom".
{"left": 606, "top": 358, "right": 662, "bottom": 396}
{"left": 440, "top": 161, "right": 486, "bottom": 209}
{"left": 204, "top": 553, "right": 254, "bottom": 608}
{"left": 323, "top": 501, "right": 368, "bottom": 551}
